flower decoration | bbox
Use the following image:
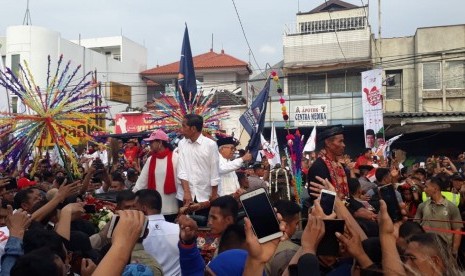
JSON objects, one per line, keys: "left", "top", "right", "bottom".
{"left": 271, "top": 71, "right": 290, "bottom": 129}
{"left": 84, "top": 194, "right": 116, "bottom": 230}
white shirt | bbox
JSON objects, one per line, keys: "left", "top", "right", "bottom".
{"left": 0, "top": 227, "right": 10, "bottom": 272}
{"left": 176, "top": 135, "right": 220, "bottom": 202}
{"left": 142, "top": 214, "right": 180, "bottom": 276}
{"left": 133, "top": 152, "right": 180, "bottom": 215}
{"left": 91, "top": 150, "right": 108, "bottom": 166}
{"left": 218, "top": 154, "right": 244, "bottom": 196}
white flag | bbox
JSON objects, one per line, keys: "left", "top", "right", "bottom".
{"left": 259, "top": 124, "right": 281, "bottom": 168}
{"left": 375, "top": 133, "right": 403, "bottom": 159}
{"left": 269, "top": 122, "right": 281, "bottom": 168}
{"left": 0, "top": 56, "right": 10, "bottom": 113}
{"left": 303, "top": 126, "right": 317, "bottom": 153}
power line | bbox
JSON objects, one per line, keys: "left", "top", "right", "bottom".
{"left": 359, "top": 0, "right": 381, "bottom": 59}
{"left": 323, "top": 0, "right": 348, "bottom": 65}
{"left": 230, "top": 0, "right": 264, "bottom": 76}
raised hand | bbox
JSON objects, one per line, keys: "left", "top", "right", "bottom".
{"left": 301, "top": 215, "right": 325, "bottom": 254}
{"left": 6, "top": 205, "right": 31, "bottom": 239}
{"left": 178, "top": 215, "right": 198, "bottom": 243}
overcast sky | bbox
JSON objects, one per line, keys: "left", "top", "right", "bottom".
{"left": 1, "top": 0, "right": 464, "bottom": 75}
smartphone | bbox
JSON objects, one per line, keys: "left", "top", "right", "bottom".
{"left": 419, "top": 162, "right": 425, "bottom": 168}
{"left": 379, "top": 184, "right": 402, "bottom": 222}
{"left": 83, "top": 204, "right": 96, "bottom": 214}
{"left": 70, "top": 254, "right": 83, "bottom": 275}
{"left": 316, "top": 219, "right": 345, "bottom": 256}
{"left": 106, "top": 215, "right": 148, "bottom": 239}
{"left": 319, "top": 189, "right": 336, "bottom": 216}
{"left": 4, "top": 177, "right": 17, "bottom": 191}
{"left": 239, "top": 188, "right": 283, "bottom": 243}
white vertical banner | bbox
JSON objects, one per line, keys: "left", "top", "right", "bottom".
{"left": 361, "top": 69, "right": 385, "bottom": 150}
{"left": 303, "top": 126, "right": 317, "bottom": 153}
{"left": 0, "top": 55, "right": 10, "bottom": 113}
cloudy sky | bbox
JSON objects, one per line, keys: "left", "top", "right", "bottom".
{"left": 1, "top": 0, "right": 464, "bottom": 75}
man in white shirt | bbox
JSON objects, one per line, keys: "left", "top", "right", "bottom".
{"left": 135, "top": 189, "right": 180, "bottom": 276}
{"left": 91, "top": 144, "right": 109, "bottom": 167}
{"left": 177, "top": 114, "right": 220, "bottom": 207}
{"left": 216, "top": 136, "right": 252, "bottom": 196}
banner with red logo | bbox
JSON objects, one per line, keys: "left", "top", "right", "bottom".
{"left": 361, "top": 69, "right": 385, "bottom": 151}
{"left": 114, "top": 113, "right": 177, "bottom": 134}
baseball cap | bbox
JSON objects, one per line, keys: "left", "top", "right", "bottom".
{"left": 17, "top": 177, "right": 36, "bottom": 189}
{"left": 143, "top": 130, "right": 169, "bottom": 142}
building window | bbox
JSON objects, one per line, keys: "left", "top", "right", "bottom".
{"left": 288, "top": 74, "right": 307, "bottom": 95}
{"left": 346, "top": 73, "right": 361, "bottom": 92}
{"left": 288, "top": 72, "right": 361, "bottom": 95}
{"left": 308, "top": 75, "right": 326, "bottom": 94}
{"left": 423, "top": 62, "right": 441, "bottom": 90}
{"left": 445, "top": 60, "right": 465, "bottom": 89}
{"left": 327, "top": 73, "right": 345, "bottom": 93}
{"left": 386, "top": 70, "right": 402, "bottom": 99}
{"left": 11, "top": 54, "right": 20, "bottom": 76}
{"left": 11, "top": 96, "right": 18, "bottom": 113}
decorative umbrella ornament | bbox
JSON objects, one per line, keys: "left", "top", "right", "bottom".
{"left": 0, "top": 55, "right": 109, "bottom": 177}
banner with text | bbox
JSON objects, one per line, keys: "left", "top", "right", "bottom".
{"left": 115, "top": 113, "right": 177, "bottom": 134}
{"left": 361, "top": 69, "right": 385, "bottom": 150}
{"left": 294, "top": 104, "right": 328, "bottom": 126}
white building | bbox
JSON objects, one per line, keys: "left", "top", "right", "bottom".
{"left": 0, "top": 25, "right": 147, "bottom": 130}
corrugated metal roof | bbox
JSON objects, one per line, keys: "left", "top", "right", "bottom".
{"left": 384, "top": 112, "right": 465, "bottom": 118}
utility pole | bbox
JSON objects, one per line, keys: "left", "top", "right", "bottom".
{"left": 378, "top": 0, "right": 382, "bottom": 66}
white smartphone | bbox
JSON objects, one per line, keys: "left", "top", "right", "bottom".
{"left": 319, "top": 189, "right": 336, "bottom": 216}
{"left": 419, "top": 162, "right": 425, "bottom": 168}
{"left": 239, "top": 188, "right": 283, "bottom": 243}
{"left": 106, "top": 215, "right": 149, "bottom": 239}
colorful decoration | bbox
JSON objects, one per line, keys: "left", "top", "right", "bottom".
{"left": 0, "top": 55, "right": 108, "bottom": 176}
{"left": 145, "top": 89, "right": 229, "bottom": 135}
{"left": 272, "top": 71, "right": 290, "bottom": 129}
{"left": 272, "top": 71, "right": 302, "bottom": 203}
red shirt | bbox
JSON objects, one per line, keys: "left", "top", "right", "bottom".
{"left": 355, "top": 155, "right": 372, "bottom": 169}
{"left": 124, "top": 146, "right": 140, "bottom": 164}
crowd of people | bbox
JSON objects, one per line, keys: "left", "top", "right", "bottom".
{"left": 0, "top": 116, "right": 464, "bottom": 275}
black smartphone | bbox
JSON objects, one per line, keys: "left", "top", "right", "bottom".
{"left": 379, "top": 184, "right": 402, "bottom": 222}
{"left": 319, "top": 189, "right": 336, "bottom": 216}
{"left": 83, "top": 204, "right": 96, "bottom": 214}
{"left": 239, "top": 188, "right": 283, "bottom": 243}
{"left": 316, "top": 219, "right": 345, "bottom": 256}
{"left": 107, "top": 215, "right": 148, "bottom": 239}
{"left": 4, "top": 177, "right": 17, "bottom": 191}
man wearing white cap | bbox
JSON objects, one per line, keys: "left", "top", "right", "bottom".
{"left": 133, "top": 129, "right": 179, "bottom": 221}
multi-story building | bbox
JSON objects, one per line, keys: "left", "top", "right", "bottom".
{"left": 141, "top": 49, "right": 252, "bottom": 144}
{"left": 277, "top": 0, "right": 371, "bottom": 155}
{"left": 278, "top": 0, "right": 465, "bottom": 155}
{"left": 0, "top": 25, "right": 147, "bottom": 131}
{"left": 377, "top": 24, "right": 465, "bottom": 155}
